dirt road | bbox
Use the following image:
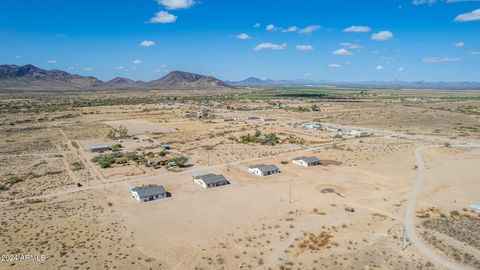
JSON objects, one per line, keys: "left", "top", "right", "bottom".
{"left": 404, "top": 146, "right": 464, "bottom": 270}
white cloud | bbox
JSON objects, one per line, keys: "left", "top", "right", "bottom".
{"left": 422, "top": 56, "right": 461, "bottom": 63}
{"left": 412, "top": 0, "right": 437, "bottom": 5}
{"left": 304, "top": 72, "right": 312, "bottom": 77}
{"left": 398, "top": 67, "right": 405, "bottom": 71}
{"left": 448, "top": 0, "right": 480, "bottom": 2}
{"left": 452, "top": 42, "right": 464, "bottom": 47}
{"left": 333, "top": 48, "right": 353, "bottom": 56}
{"left": 282, "top": 26, "right": 298, "bottom": 32}
{"left": 371, "top": 31, "right": 393, "bottom": 41}
{"left": 149, "top": 11, "right": 177, "bottom": 23}
{"left": 328, "top": 64, "right": 341, "bottom": 68}
{"left": 116, "top": 66, "right": 125, "bottom": 70}
{"left": 376, "top": 65, "right": 384, "bottom": 70}
{"left": 340, "top": 42, "right": 363, "bottom": 50}
{"left": 132, "top": 59, "right": 143, "bottom": 64}
{"left": 470, "top": 51, "right": 480, "bottom": 55}
{"left": 266, "top": 24, "right": 277, "bottom": 31}
{"left": 84, "top": 67, "right": 93, "bottom": 71}
{"left": 67, "top": 66, "right": 75, "bottom": 70}
{"left": 46, "top": 60, "right": 57, "bottom": 64}
{"left": 237, "top": 33, "right": 250, "bottom": 40}
{"left": 299, "top": 25, "right": 321, "bottom": 34}
{"left": 343, "top": 26, "right": 371, "bottom": 33}
{"left": 254, "top": 23, "right": 261, "bottom": 28}
{"left": 296, "top": 44, "right": 314, "bottom": 51}
{"left": 254, "top": 43, "right": 287, "bottom": 51}
{"left": 157, "top": 0, "right": 195, "bottom": 9}
{"left": 454, "top": 9, "right": 480, "bottom": 22}
{"left": 140, "top": 40, "right": 156, "bottom": 47}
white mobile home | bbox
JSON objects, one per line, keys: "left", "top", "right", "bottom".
{"left": 303, "top": 123, "right": 322, "bottom": 130}
{"left": 89, "top": 144, "right": 111, "bottom": 153}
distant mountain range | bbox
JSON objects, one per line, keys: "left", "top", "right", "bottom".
{"left": 227, "top": 77, "right": 480, "bottom": 90}
{"left": 1, "top": 64, "right": 479, "bottom": 91}
{"left": 0, "top": 64, "right": 232, "bottom": 91}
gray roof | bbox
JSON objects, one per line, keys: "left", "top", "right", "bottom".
{"left": 293, "top": 156, "right": 320, "bottom": 163}
{"left": 249, "top": 164, "right": 279, "bottom": 172}
{"left": 131, "top": 184, "right": 166, "bottom": 198}
{"left": 195, "top": 173, "right": 228, "bottom": 185}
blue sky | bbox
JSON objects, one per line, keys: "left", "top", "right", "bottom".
{"left": 0, "top": 0, "right": 479, "bottom": 81}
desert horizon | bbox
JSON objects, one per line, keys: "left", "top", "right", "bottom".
{"left": 1, "top": 1, "right": 480, "bottom": 270}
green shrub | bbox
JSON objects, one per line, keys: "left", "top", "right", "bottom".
{"left": 169, "top": 156, "right": 188, "bottom": 167}
{"left": 7, "top": 176, "right": 23, "bottom": 185}
{"left": 450, "top": 210, "right": 460, "bottom": 217}
{"left": 70, "top": 162, "right": 84, "bottom": 171}
{"left": 111, "top": 143, "right": 122, "bottom": 152}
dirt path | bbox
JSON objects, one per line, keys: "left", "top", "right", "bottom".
{"left": 404, "top": 146, "right": 464, "bottom": 270}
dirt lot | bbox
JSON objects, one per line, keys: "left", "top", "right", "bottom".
{"left": 0, "top": 89, "right": 479, "bottom": 269}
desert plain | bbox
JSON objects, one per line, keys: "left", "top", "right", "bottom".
{"left": 0, "top": 87, "right": 479, "bottom": 270}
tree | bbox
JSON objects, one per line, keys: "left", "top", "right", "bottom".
{"left": 170, "top": 156, "right": 188, "bottom": 167}
{"left": 260, "top": 133, "right": 279, "bottom": 145}
{"left": 118, "top": 125, "right": 128, "bottom": 138}
{"left": 106, "top": 129, "right": 116, "bottom": 139}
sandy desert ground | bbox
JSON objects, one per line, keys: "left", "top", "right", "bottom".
{"left": 0, "top": 88, "right": 479, "bottom": 270}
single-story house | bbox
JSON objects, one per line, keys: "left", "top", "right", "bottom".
{"left": 292, "top": 156, "right": 321, "bottom": 167}
{"left": 89, "top": 144, "right": 111, "bottom": 153}
{"left": 325, "top": 126, "right": 342, "bottom": 132}
{"left": 161, "top": 144, "right": 172, "bottom": 150}
{"left": 131, "top": 184, "right": 167, "bottom": 203}
{"left": 345, "top": 130, "right": 362, "bottom": 137}
{"left": 469, "top": 204, "right": 480, "bottom": 213}
{"left": 303, "top": 123, "right": 322, "bottom": 130}
{"left": 194, "top": 173, "right": 230, "bottom": 189}
{"left": 248, "top": 164, "right": 280, "bottom": 176}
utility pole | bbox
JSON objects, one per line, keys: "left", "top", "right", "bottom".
{"left": 289, "top": 183, "right": 292, "bottom": 203}
{"left": 207, "top": 151, "right": 210, "bottom": 166}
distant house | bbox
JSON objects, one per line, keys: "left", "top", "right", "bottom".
{"left": 131, "top": 184, "right": 167, "bottom": 203}
{"left": 469, "top": 204, "right": 480, "bottom": 213}
{"left": 161, "top": 144, "right": 172, "bottom": 150}
{"left": 325, "top": 126, "right": 342, "bottom": 132}
{"left": 194, "top": 173, "right": 230, "bottom": 189}
{"left": 303, "top": 123, "right": 322, "bottom": 130}
{"left": 292, "top": 156, "right": 321, "bottom": 167}
{"left": 346, "top": 130, "right": 362, "bottom": 137}
{"left": 89, "top": 144, "right": 111, "bottom": 153}
{"left": 248, "top": 164, "right": 280, "bottom": 176}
